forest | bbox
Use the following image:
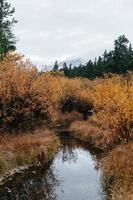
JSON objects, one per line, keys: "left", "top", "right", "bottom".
{"left": 61, "top": 35, "right": 133, "bottom": 79}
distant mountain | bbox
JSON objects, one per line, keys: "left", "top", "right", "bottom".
{"left": 58, "top": 58, "right": 87, "bottom": 68}
{"left": 48, "top": 58, "right": 88, "bottom": 70}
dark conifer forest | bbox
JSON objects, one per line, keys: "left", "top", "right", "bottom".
{"left": 61, "top": 35, "right": 133, "bottom": 79}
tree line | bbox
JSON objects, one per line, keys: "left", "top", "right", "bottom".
{"left": 55, "top": 35, "right": 133, "bottom": 79}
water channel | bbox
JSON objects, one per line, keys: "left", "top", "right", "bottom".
{"left": 0, "top": 136, "right": 104, "bottom": 200}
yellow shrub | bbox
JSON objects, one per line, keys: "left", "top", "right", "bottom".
{"left": 91, "top": 74, "right": 133, "bottom": 142}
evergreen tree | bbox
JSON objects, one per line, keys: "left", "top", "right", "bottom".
{"left": 103, "top": 50, "right": 108, "bottom": 63}
{"left": 62, "top": 62, "right": 69, "bottom": 76}
{"left": 69, "top": 63, "right": 72, "bottom": 70}
{"left": 128, "top": 43, "right": 133, "bottom": 61}
{"left": 53, "top": 61, "right": 59, "bottom": 71}
{"left": 86, "top": 60, "right": 95, "bottom": 79}
{"left": 113, "top": 35, "right": 129, "bottom": 73}
{"left": 63, "top": 62, "right": 67, "bottom": 69}
{"left": 0, "top": 0, "right": 17, "bottom": 58}
{"left": 126, "top": 43, "right": 133, "bottom": 71}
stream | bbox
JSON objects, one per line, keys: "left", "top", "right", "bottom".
{"left": 0, "top": 136, "right": 104, "bottom": 200}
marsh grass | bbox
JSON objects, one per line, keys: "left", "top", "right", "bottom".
{"left": 101, "top": 142, "right": 133, "bottom": 199}
{"left": 0, "top": 129, "right": 59, "bottom": 176}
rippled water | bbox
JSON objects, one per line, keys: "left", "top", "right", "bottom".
{"left": 0, "top": 137, "right": 103, "bottom": 200}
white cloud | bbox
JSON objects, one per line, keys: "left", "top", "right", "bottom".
{"left": 40, "top": 1, "right": 52, "bottom": 8}
{"left": 10, "top": 0, "right": 133, "bottom": 68}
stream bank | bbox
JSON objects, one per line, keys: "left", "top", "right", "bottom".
{"left": 0, "top": 135, "right": 104, "bottom": 200}
{"left": 0, "top": 128, "right": 60, "bottom": 184}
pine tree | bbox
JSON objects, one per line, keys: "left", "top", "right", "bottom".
{"left": 0, "top": 0, "right": 17, "bottom": 58}
{"left": 128, "top": 43, "right": 133, "bottom": 60}
{"left": 63, "top": 62, "right": 67, "bottom": 69}
{"left": 113, "top": 35, "right": 129, "bottom": 73}
{"left": 53, "top": 61, "right": 59, "bottom": 71}
{"left": 126, "top": 43, "right": 133, "bottom": 71}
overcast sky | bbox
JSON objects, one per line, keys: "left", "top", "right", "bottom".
{"left": 11, "top": 0, "right": 133, "bottom": 68}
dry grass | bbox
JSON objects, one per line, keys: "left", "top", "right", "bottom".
{"left": 70, "top": 119, "right": 117, "bottom": 151}
{"left": 0, "top": 129, "right": 60, "bottom": 176}
{"left": 55, "top": 112, "right": 83, "bottom": 127}
{"left": 101, "top": 142, "right": 133, "bottom": 199}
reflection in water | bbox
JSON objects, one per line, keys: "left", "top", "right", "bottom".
{"left": 0, "top": 137, "right": 103, "bottom": 200}
{"left": 59, "top": 139, "right": 78, "bottom": 163}
{"left": 54, "top": 138, "right": 103, "bottom": 200}
{"left": 0, "top": 167, "right": 59, "bottom": 200}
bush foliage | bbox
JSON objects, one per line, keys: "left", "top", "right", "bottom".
{"left": 0, "top": 53, "right": 92, "bottom": 130}
{"left": 1, "top": 52, "right": 133, "bottom": 140}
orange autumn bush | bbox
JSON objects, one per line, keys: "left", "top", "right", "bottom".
{"left": 59, "top": 77, "right": 93, "bottom": 119}
{"left": 70, "top": 73, "right": 133, "bottom": 150}
{"left": 30, "top": 72, "right": 64, "bottom": 120}
{"left": 0, "top": 53, "right": 38, "bottom": 129}
{"left": 0, "top": 53, "right": 64, "bottom": 129}
{"left": 0, "top": 53, "right": 92, "bottom": 130}
{"left": 91, "top": 74, "right": 133, "bottom": 145}
{"left": 69, "top": 74, "right": 133, "bottom": 198}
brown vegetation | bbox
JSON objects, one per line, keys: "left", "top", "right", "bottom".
{"left": 69, "top": 74, "right": 133, "bottom": 198}
{"left": 70, "top": 74, "right": 133, "bottom": 150}
{"left": 1, "top": 52, "right": 133, "bottom": 198}
{"left": 0, "top": 53, "right": 93, "bottom": 130}
{"left": 101, "top": 142, "right": 133, "bottom": 200}
{"left": 0, "top": 128, "right": 59, "bottom": 176}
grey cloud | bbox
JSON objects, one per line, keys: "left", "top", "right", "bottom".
{"left": 10, "top": 0, "right": 133, "bottom": 68}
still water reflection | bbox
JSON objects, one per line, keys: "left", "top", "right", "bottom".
{"left": 0, "top": 137, "right": 103, "bottom": 200}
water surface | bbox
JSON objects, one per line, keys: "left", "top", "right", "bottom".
{"left": 0, "top": 137, "right": 103, "bottom": 200}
